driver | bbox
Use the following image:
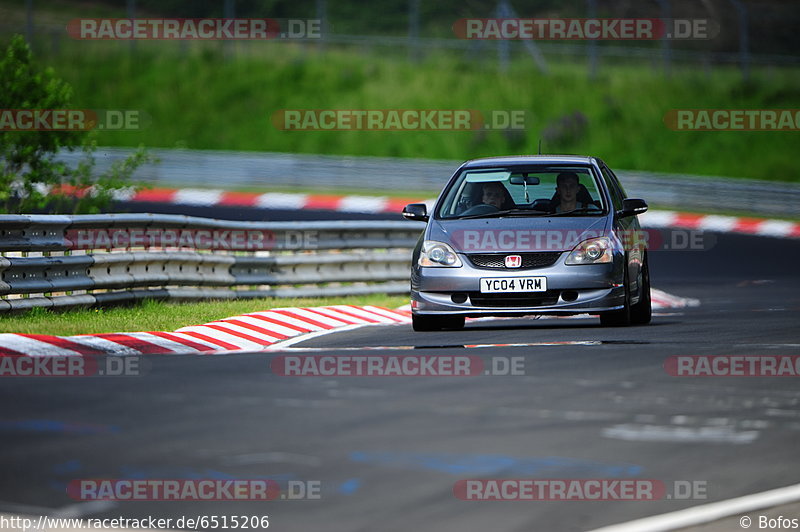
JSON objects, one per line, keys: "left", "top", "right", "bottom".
{"left": 481, "top": 182, "right": 512, "bottom": 209}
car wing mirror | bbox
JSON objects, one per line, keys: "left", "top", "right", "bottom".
{"left": 618, "top": 198, "right": 648, "bottom": 218}
{"left": 402, "top": 203, "right": 429, "bottom": 222}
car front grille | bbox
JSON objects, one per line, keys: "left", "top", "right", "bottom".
{"left": 467, "top": 252, "right": 562, "bottom": 270}
{"left": 469, "top": 291, "right": 561, "bottom": 308}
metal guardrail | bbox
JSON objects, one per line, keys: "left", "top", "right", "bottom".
{"left": 614, "top": 172, "right": 800, "bottom": 219}
{"left": 0, "top": 214, "right": 420, "bottom": 312}
{"left": 57, "top": 148, "right": 800, "bottom": 218}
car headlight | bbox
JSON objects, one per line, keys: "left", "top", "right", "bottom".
{"left": 418, "top": 241, "right": 463, "bottom": 267}
{"left": 565, "top": 236, "right": 613, "bottom": 265}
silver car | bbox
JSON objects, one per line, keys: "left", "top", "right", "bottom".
{"left": 402, "top": 155, "right": 651, "bottom": 331}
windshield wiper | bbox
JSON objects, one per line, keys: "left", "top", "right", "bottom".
{"left": 546, "top": 207, "right": 603, "bottom": 217}
{"left": 458, "top": 208, "right": 549, "bottom": 220}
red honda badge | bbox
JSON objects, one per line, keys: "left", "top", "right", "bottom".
{"left": 505, "top": 255, "right": 522, "bottom": 268}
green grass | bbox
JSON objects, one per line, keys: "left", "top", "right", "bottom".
{"left": 8, "top": 34, "right": 799, "bottom": 183}
{"left": 0, "top": 295, "right": 408, "bottom": 336}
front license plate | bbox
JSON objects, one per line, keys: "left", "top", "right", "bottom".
{"left": 480, "top": 277, "right": 547, "bottom": 293}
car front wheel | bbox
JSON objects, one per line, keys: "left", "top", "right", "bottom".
{"left": 630, "top": 255, "right": 652, "bottom": 325}
{"left": 600, "top": 265, "right": 632, "bottom": 327}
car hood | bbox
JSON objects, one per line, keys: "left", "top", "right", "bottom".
{"left": 428, "top": 216, "right": 611, "bottom": 253}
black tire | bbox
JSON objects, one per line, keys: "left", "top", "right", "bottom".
{"left": 630, "top": 255, "right": 652, "bottom": 325}
{"left": 600, "top": 264, "right": 632, "bottom": 327}
{"left": 412, "top": 314, "right": 465, "bottom": 332}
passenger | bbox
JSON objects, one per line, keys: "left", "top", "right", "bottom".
{"left": 554, "top": 172, "right": 587, "bottom": 213}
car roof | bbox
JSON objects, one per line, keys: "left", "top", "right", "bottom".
{"left": 461, "top": 155, "right": 598, "bottom": 168}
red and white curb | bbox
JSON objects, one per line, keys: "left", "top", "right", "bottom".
{"left": 650, "top": 288, "right": 699, "bottom": 309}
{"left": 0, "top": 290, "right": 697, "bottom": 357}
{"left": 115, "top": 187, "right": 428, "bottom": 215}
{"left": 639, "top": 210, "right": 800, "bottom": 239}
{"left": 0, "top": 305, "right": 411, "bottom": 357}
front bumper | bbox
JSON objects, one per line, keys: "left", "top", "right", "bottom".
{"left": 411, "top": 252, "right": 625, "bottom": 317}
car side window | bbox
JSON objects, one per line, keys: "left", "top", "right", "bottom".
{"left": 604, "top": 164, "right": 628, "bottom": 198}
{"left": 600, "top": 165, "right": 624, "bottom": 211}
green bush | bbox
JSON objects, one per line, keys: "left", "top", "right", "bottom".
{"left": 0, "top": 35, "right": 150, "bottom": 213}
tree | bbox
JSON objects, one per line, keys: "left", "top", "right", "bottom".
{"left": 0, "top": 34, "right": 150, "bottom": 214}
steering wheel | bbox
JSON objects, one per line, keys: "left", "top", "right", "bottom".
{"left": 459, "top": 203, "right": 500, "bottom": 216}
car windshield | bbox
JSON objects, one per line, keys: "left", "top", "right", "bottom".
{"left": 437, "top": 165, "right": 606, "bottom": 219}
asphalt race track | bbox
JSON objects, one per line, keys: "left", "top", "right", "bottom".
{"left": 1, "top": 206, "right": 799, "bottom": 531}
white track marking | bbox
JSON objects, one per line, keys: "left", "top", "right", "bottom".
{"left": 255, "top": 192, "right": 308, "bottom": 209}
{"left": 309, "top": 306, "right": 375, "bottom": 324}
{"left": 246, "top": 310, "right": 325, "bottom": 331}
{"left": 164, "top": 331, "right": 235, "bottom": 350}
{"left": 0, "top": 334, "right": 82, "bottom": 357}
{"left": 173, "top": 188, "right": 223, "bottom": 205}
{"left": 329, "top": 305, "right": 399, "bottom": 323}
{"left": 336, "top": 196, "right": 388, "bottom": 213}
{"left": 588, "top": 482, "right": 800, "bottom": 532}
{"left": 282, "top": 308, "right": 351, "bottom": 327}
{"left": 698, "top": 215, "right": 739, "bottom": 232}
{"left": 174, "top": 326, "right": 265, "bottom": 349}
{"left": 222, "top": 315, "right": 304, "bottom": 337}
{"left": 68, "top": 336, "right": 141, "bottom": 356}
{"left": 757, "top": 220, "right": 797, "bottom": 237}
{"left": 602, "top": 423, "right": 759, "bottom": 444}
{"left": 124, "top": 332, "right": 196, "bottom": 353}
{"left": 203, "top": 321, "right": 283, "bottom": 343}
{"left": 360, "top": 305, "right": 413, "bottom": 322}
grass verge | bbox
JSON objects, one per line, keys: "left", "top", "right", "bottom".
{"left": 4, "top": 31, "right": 799, "bottom": 182}
{"left": 0, "top": 295, "right": 409, "bottom": 336}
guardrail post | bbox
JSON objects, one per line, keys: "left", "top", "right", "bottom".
{"left": 655, "top": 0, "right": 673, "bottom": 77}
{"left": 586, "top": 0, "right": 598, "bottom": 79}
{"left": 408, "top": 0, "right": 421, "bottom": 62}
{"left": 127, "top": 0, "right": 136, "bottom": 54}
{"left": 316, "top": 0, "right": 327, "bottom": 51}
{"left": 728, "top": 0, "right": 751, "bottom": 81}
{"left": 25, "top": 0, "right": 34, "bottom": 47}
{"left": 224, "top": 0, "right": 235, "bottom": 60}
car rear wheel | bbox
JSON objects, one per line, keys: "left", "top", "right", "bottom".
{"left": 412, "top": 314, "right": 465, "bottom": 332}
